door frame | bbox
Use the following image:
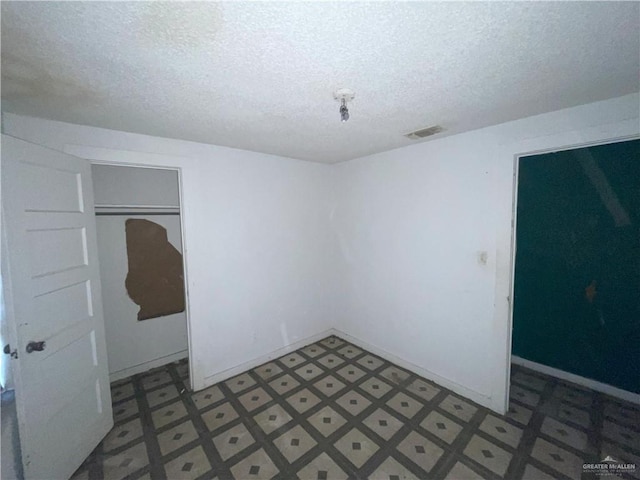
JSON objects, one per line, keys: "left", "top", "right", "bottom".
{"left": 62, "top": 145, "right": 195, "bottom": 391}
{"left": 505, "top": 133, "right": 640, "bottom": 410}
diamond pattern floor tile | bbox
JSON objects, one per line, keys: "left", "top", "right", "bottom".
{"left": 308, "top": 406, "right": 348, "bottom": 437}
{"left": 602, "top": 420, "right": 640, "bottom": 450}
{"left": 273, "top": 424, "right": 317, "bottom": 463}
{"left": 363, "top": 408, "right": 404, "bottom": 440}
{"left": 72, "top": 340, "right": 640, "bottom": 480}
{"left": 420, "top": 410, "right": 463, "bottom": 444}
{"left": 405, "top": 378, "right": 440, "bottom": 402}
{"left": 300, "top": 344, "right": 326, "bottom": 358}
{"left": 479, "top": 414, "right": 523, "bottom": 448}
{"left": 157, "top": 420, "right": 199, "bottom": 455}
{"left": 439, "top": 394, "right": 478, "bottom": 422}
{"left": 313, "top": 375, "right": 347, "bottom": 398}
{"left": 336, "top": 365, "right": 367, "bottom": 382}
{"left": 253, "top": 403, "right": 293, "bottom": 434}
{"left": 369, "top": 456, "right": 420, "bottom": 480}
{"left": 238, "top": 387, "right": 273, "bottom": 412}
{"left": 268, "top": 374, "right": 300, "bottom": 395}
{"left": 387, "top": 392, "right": 423, "bottom": 419}
{"left": 357, "top": 354, "right": 385, "bottom": 371}
{"left": 146, "top": 383, "right": 179, "bottom": 408}
{"left": 286, "top": 388, "right": 321, "bottom": 413}
{"left": 604, "top": 400, "right": 640, "bottom": 428}
{"left": 540, "top": 416, "right": 591, "bottom": 452}
{"left": 506, "top": 402, "right": 533, "bottom": 426}
{"left": 510, "top": 384, "right": 541, "bottom": 407}
{"left": 110, "top": 381, "right": 135, "bottom": 402}
{"left": 294, "top": 363, "right": 325, "bottom": 381}
{"left": 396, "top": 430, "right": 443, "bottom": 473}
{"left": 444, "top": 461, "right": 484, "bottom": 480}
{"left": 358, "top": 377, "right": 393, "bottom": 398}
{"left": 297, "top": 452, "right": 348, "bottom": 480}
{"left": 225, "top": 373, "right": 257, "bottom": 394}
{"left": 317, "top": 353, "right": 345, "bottom": 369}
{"left": 102, "top": 418, "right": 144, "bottom": 452}
{"left": 553, "top": 384, "right": 593, "bottom": 408}
{"left": 112, "top": 398, "right": 139, "bottom": 423}
{"left": 530, "top": 437, "right": 586, "bottom": 479}
{"left": 521, "top": 464, "right": 557, "bottom": 480}
{"left": 152, "top": 400, "right": 188, "bottom": 429}
{"left": 278, "top": 352, "right": 306, "bottom": 367}
{"left": 512, "top": 371, "right": 547, "bottom": 392}
{"left": 201, "top": 401, "right": 239, "bottom": 432}
{"left": 253, "top": 362, "right": 283, "bottom": 380}
{"left": 337, "top": 345, "right": 363, "bottom": 359}
{"left": 379, "top": 366, "right": 411, "bottom": 384}
{"left": 557, "top": 402, "right": 592, "bottom": 428}
{"left": 212, "top": 422, "right": 255, "bottom": 460}
{"left": 334, "top": 428, "right": 380, "bottom": 468}
{"left": 163, "top": 446, "right": 211, "bottom": 480}
{"left": 101, "top": 441, "right": 149, "bottom": 480}
{"left": 191, "top": 384, "right": 224, "bottom": 409}
{"left": 336, "top": 390, "right": 372, "bottom": 416}
{"left": 230, "top": 448, "right": 279, "bottom": 480}
{"left": 320, "top": 337, "right": 345, "bottom": 349}
{"left": 141, "top": 370, "right": 173, "bottom": 391}
{"left": 463, "top": 434, "right": 513, "bottom": 477}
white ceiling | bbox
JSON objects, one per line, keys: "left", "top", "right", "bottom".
{"left": 2, "top": 2, "right": 639, "bottom": 164}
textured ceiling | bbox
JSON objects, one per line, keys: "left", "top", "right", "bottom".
{"left": 2, "top": 2, "right": 639, "bottom": 163}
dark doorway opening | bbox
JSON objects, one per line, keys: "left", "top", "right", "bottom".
{"left": 512, "top": 139, "right": 640, "bottom": 394}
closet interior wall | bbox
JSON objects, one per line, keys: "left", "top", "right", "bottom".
{"left": 92, "top": 164, "right": 189, "bottom": 381}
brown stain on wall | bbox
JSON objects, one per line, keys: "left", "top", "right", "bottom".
{"left": 125, "top": 219, "right": 185, "bottom": 321}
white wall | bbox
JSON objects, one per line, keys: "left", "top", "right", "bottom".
{"left": 92, "top": 164, "right": 181, "bottom": 207}
{"left": 3, "top": 92, "right": 637, "bottom": 413}
{"left": 332, "top": 93, "right": 639, "bottom": 412}
{"left": 92, "top": 165, "right": 189, "bottom": 380}
{"left": 2, "top": 113, "right": 337, "bottom": 392}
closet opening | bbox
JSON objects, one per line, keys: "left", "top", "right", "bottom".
{"left": 91, "top": 164, "right": 191, "bottom": 388}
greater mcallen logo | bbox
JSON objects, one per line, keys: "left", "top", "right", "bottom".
{"left": 583, "top": 456, "right": 637, "bottom": 476}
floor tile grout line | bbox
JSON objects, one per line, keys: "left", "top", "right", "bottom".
{"left": 166, "top": 362, "right": 235, "bottom": 480}
{"left": 259, "top": 339, "right": 452, "bottom": 479}
{"left": 430, "top": 400, "right": 494, "bottom": 480}
{"left": 216, "top": 377, "right": 300, "bottom": 480}
{"left": 78, "top": 337, "right": 639, "bottom": 480}
{"left": 269, "top": 338, "right": 402, "bottom": 477}
{"left": 132, "top": 372, "right": 168, "bottom": 480}
{"left": 503, "top": 375, "right": 558, "bottom": 479}
{"left": 245, "top": 340, "right": 365, "bottom": 479}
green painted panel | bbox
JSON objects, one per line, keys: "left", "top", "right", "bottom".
{"left": 512, "top": 139, "right": 640, "bottom": 393}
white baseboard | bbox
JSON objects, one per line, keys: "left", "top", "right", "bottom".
{"left": 201, "top": 329, "right": 336, "bottom": 389}
{"left": 511, "top": 355, "right": 640, "bottom": 405}
{"left": 109, "top": 350, "right": 188, "bottom": 383}
{"left": 331, "top": 329, "right": 500, "bottom": 413}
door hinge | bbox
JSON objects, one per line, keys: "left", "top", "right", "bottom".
{"left": 3, "top": 344, "right": 18, "bottom": 359}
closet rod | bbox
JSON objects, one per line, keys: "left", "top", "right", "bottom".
{"left": 94, "top": 204, "right": 179, "bottom": 209}
{"left": 95, "top": 211, "right": 180, "bottom": 216}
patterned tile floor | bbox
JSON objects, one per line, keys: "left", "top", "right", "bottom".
{"left": 72, "top": 336, "right": 640, "bottom": 480}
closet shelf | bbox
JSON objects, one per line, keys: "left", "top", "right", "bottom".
{"left": 94, "top": 204, "right": 180, "bottom": 216}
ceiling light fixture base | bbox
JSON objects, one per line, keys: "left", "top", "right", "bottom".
{"left": 333, "top": 88, "right": 355, "bottom": 102}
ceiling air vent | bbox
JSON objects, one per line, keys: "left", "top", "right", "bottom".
{"left": 404, "top": 125, "right": 443, "bottom": 140}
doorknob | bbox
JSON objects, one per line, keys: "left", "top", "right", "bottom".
{"left": 26, "top": 341, "right": 46, "bottom": 353}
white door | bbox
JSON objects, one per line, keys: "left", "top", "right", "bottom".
{"left": 1, "top": 135, "right": 113, "bottom": 479}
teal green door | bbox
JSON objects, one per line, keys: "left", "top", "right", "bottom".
{"left": 512, "top": 139, "right": 639, "bottom": 393}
